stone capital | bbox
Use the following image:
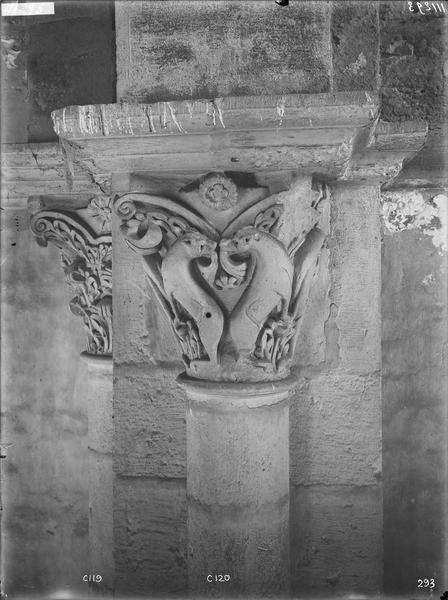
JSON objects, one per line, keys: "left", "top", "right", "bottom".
{"left": 29, "top": 195, "right": 112, "bottom": 356}
{"left": 114, "top": 173, "right": 326, "bottom": 382}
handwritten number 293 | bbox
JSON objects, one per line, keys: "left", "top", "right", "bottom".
{"left": 417, "top": 578, "right": 435, "bottom": 589}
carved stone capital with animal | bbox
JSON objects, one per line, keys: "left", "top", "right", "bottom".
{"left": 115, "top": 173, "right": 326, "bottom": 382}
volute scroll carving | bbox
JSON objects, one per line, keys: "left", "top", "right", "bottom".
{"left": 115, "top": 173, "right": 326, "bottom": 382}
{"left": 30, "top": 196, "right": 113, "bottom": 356}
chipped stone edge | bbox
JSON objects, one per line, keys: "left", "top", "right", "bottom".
{"left": 51, "top": 92, "right": 380, "bottom": 139}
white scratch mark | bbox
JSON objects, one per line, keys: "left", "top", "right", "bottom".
{"left": 78, "top": 107, "right": 89, "bottom": 135}
{"left": 62, "top": 107, "right": 67, "bottom": 134}
{"left": 276, "top": 95, "right": 286, "bottom": 126}
{"left": 145, "top": 105, "right": 155, "bottom": 132}
{"left": 167, "top": 102, "right": 185, "bottom": 133}
{"left": 124, "top": 103, "right": 134, "bottom": 135}
{"left": 160, "top": 102, "right": 168, "bottom": 129}
{"left": 214, "top": 99, "right": 225, "bottom": 129}
{"left": 100, "top": 106, "right": 109, "bottom": 136}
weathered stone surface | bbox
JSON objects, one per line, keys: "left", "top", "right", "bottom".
{"left": 381, "top": 188, "right": 447, "bottom": 593}
{"left": 114, "top": 477, "right": 187, "bottom": 596}
{"left": 184, "top": 380, "right": 290, "bottom": 595}
{"left": 188, "top": 499, "right": 289, "bottom": 595}
{"left": 293, "top": 236, "right": 331, "bottom": 369}
{"left": 332, "top": 1, "right": 379, "bottom": 92}
{"left": 326, "top": 182, "right": 381, "bottom": 374}
{"left": 290, "top": 484, "right": 382, "bottom": 595}
{"left": 116, "top": 0, "right": 331, "bottom": 102}
{"left": 54, "top": 92, "right": 379, "bottom": 139}
{"left": 114, "top": 364, "right": 186, "bottom": 478}
{"left": 290, "top": 180, "right": 383, "bottom": 593}
{"left": 380, "top": 1, "right": 447, "bottom": 123}
{"left": 343, "top": 119, "right": 427, "bottom": 183}
{"left": 388, "top": 123, "right": 448, "bottom": 189}
{"left": 1, "top": 143, "right": 99, "bottom": 207}
{"left": 290, "top": 370, "right": 381, "bottom": 487}
{"left": 382, "top": 189, "right": 447, "bottom": 253}
{"left": 378, "top": 2, "right": 447, "bottom": 188}
{"left": 84, "top": 355, "right": 114, "bottom": 594}
{"left": 51, "top": 92, "right": 384, "bottom": 179}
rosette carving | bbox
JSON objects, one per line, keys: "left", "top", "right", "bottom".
{"left": 115, "top": 173, "right": 326, "bottom": 381}
{"left": 30, "top": 198, "right": 112, "bottom": 355}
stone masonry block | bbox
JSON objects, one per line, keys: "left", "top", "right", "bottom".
{"left": 290, "top": 370, "right": 382, "bottom": 487}
{"left": 114, "top": 364, "right": 186, "bottom": 478}
{"left": 380, "top": 1, "right": 447, "bottom": 122}
{"left": 116, "top": 0, "right": 331, "bottom": 102}
{"left": 114, "top": 477, "right": 187, "bottom": 595}
{"left": 332, "top": 1, "right": 379, "bottom": 92}
{"left": 290, "top": 484, "right": 382, "bottom": 594}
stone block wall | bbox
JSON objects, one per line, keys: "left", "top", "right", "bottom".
{"left": 381, "top": 189, "right": 447, "bottom": 593}
{"left": 290, "top": 183, "right": 383, "bottom": 595}
{"left": 379, "top": 4, "right": 448, "bottom": 593}
{"left": 115, "top": 0, "right": 332, "bottom": 102}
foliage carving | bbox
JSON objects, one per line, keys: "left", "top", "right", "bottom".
{"left": 30, "top": 199, "right": 112, "bottom": 355}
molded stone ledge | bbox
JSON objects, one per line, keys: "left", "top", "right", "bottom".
{"left": 0, "top": 142, "right": 100, "bottom": 207}
{"left": 50, "top": 92, "right": 378, "bottom": 179}
{"left": 343, "top": 119, "right": 428, "bottom": 184}
{"left": 50, "top": 92, "right": 427, "bottom": 183}
{"left": 52, "top": 92, "right": 379, "bottom": 137}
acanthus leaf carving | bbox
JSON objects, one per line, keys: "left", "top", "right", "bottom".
{"left": 115, "top": 173, "right": 326, "bottom": 381}
{"left": 30, "top": 199, "right": 112, "bottom": 356}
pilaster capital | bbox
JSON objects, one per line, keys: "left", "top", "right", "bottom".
{"left": 29, "top": 195, "right": 112, "bottom": 356}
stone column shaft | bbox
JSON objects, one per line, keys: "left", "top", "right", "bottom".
{"left": 181, "top": 377, "right": 292, "bottom": 595}
{"left": 83, "top": 353, "right": 114, "bottom": 595}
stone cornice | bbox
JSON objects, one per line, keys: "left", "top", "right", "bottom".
{"left": 50, "top": 92, "right": 427, "bottom": 184}
{"left": 53, "top": 92, "right": 379, "bottom": 137}
{"left": 1, "top": 142, "right": 108, "bottom": 208}
{"left": 342, "top": 120, "right": 429, "bottom": 184}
